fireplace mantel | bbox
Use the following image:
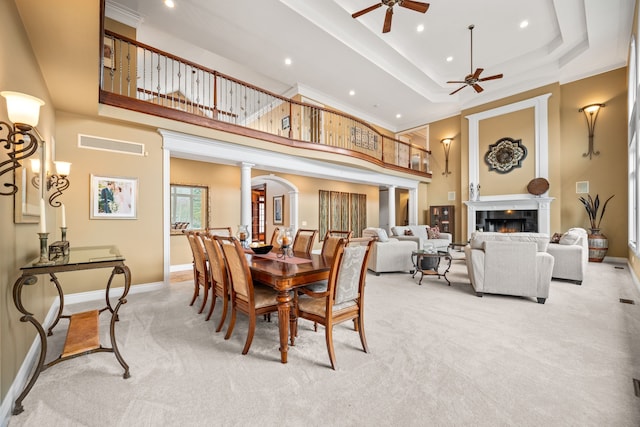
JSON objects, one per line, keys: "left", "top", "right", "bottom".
{"left": 465, "top": 196, "right": 554, "bottom": 237}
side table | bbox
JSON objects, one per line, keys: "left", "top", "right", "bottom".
{"left": 11, "top": 245, "right": 131, "bottom": 415}
{"left": 411, "top": 250, "right": 453, "bottom": 286}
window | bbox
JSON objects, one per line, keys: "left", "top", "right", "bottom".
{"left": 170, "top": 184, "right": 208, "bottom": 233}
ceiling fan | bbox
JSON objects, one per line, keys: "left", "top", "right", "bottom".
{"left": 351, "top": 0, "right": 430, "bottom": 34}
{"left": 447, "top": 25, "right": 503, "bottom": 95}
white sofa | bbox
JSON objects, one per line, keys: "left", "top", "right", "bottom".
{"left": 546, "top": 227, "right": 588, "bottom": 285}
{"left": 464, "top": 232, "right": 554, "bottom": 304}
{"left": 362, "top": 227, "right": 418, "bottom": 275}
{"left": 390, "top": 225, "right": 452, "bottom": 252}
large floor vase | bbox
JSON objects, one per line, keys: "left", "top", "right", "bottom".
{"left": 588, "top": 228, "right": 608, "bottom": 262}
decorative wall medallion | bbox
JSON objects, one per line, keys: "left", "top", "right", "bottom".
{"left": 484, "top": 137, "right": 527, "bottom": 174}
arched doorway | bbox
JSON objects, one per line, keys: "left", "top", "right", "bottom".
{"left": 251, "top": 174, "right": 299, "bottom": 243}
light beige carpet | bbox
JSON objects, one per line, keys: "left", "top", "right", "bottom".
{"left": 8, "top": 257, "right": 640, "bottom": 426}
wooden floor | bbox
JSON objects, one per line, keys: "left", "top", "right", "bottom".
{"left": 170, "top": 270, "right": 193, "bottom": 284}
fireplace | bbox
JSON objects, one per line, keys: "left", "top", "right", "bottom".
{"left": 476, "top": 209, "right": 538, "bottom": 232}
{"left": 464, "top": 196, "right": 553, "bottom": 238}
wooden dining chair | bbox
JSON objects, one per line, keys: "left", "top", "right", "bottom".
{"left": 294, "top": 237, "right": 374, "bottom": 369}
{"left": 320, "top": 230, "right": 353, "bottom": 259}
{"left": 214, "top": 236, "right": 279, "bottom": 355}
{"left": 186, "top": 231, "right": 210, "bottom": 314}
{"left": 206, "top": 227, "right": 233, "bottom": 237}
{"left": 201, "top": 234, "right": 230, "bottom": 331}
{"left": 269, "top": 227, "right": 281, "bottom": 249}
{"left": 292, "top": 229, "right": 318, "bottom": 255}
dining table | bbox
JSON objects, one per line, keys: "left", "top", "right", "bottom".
{"left": 246, "top": 250, "right": 331, "bottom": 363}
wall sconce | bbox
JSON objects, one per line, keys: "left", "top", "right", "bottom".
{"left": 0, "top": 91, "right": 45, "bottom": 196}
{"left": 441, "top": 138, "right": 453, "bottom": 176}
{"left": 30, "top": 158, "right": 71, "bottom": 207}
{"left": 578, "top": 103, "right": 605, "bottom": 159}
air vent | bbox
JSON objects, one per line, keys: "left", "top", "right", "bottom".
{"left": 78, "top": 134, "right": 146, "bottom": 156}
{"left": 619, "top": 298, "right": 635, "bottom": 305}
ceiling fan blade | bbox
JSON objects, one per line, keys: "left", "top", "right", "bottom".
{"left": 472, "top": 84, "right": 484, "bottom": 93}
{"left": 352, "top": 3, "right": 382, "bottom": 19}
{"left": 382, "top": 7, "right": 393, "bottom": 33}
{"left": 478, "top": 73, "right": 503, "bottom": 82}
{"left": 472, "top": 68, "right": 484, "bottom": 80}
{"left": 449, "top": 85, "right": 467, "bottom": 95}
{"left": 446, "top": 80, "right": 467, "bottom": 84}
{"left": 399, "top": 1, "right": 430, "bottom": 14}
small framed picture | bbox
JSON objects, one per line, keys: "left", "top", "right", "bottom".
{"left": 273, "top": 195, "right": 284, "bottom": 225}
{"left": 281, "top": 116, "right": 290, "bottom": 130}
{"left": 90, "top": 175, "right": 137, "bottom": 219}
{"left": 103, "top": 37, "right": 115, "bottom": 69}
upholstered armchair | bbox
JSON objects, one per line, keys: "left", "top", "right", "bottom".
{"left": 546, "top": 227, "right": 588, "bottom": 284}
{"left": 464, "top": 232, "right": 554, "bottom": 304}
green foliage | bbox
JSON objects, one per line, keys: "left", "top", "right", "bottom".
{"left": 578, "top": 194, "right": 614, "bottom": 230}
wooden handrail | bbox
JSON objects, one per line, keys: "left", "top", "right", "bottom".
{"left": 101, "top": 30, "right": 432, "bottom": 178}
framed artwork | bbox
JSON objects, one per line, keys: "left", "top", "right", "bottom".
{"left": 273, "top": 195, "right": 283, "bottom": 225}
{"left": 103, "top": 37, "right": 115, "bottom": 69}
{"left": 281, "top": 116, "right": 290, "bottom": 130}
{"left": 90, "top": 174, "right": 137, "bottom": 219}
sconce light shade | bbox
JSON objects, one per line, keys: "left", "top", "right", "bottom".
{"left": 30, "top": 158, "right": 41, "bottom": 174}
{"left": 1, "top": 91, "right": 45, "bottom": 127}
{"left": 55, "top": 161, "right": 71, "bottom": 176}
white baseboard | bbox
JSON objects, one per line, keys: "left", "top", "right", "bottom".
{"left": 0, "top": 280, "right": 164, "bottom": 426}
{"left": 627, "top": 260, "right": 640, "bottom": 296}
{"left": 170, "top": 263, "right": 192, "bottom": 272}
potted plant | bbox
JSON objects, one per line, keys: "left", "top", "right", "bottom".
{"left": 579, "top": 194, "right": 614, "bottom": 262}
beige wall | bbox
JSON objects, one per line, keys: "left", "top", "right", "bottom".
{"left": 559, "top": 68, "right": 628, "bottom": 257}
{"left": 1, "top": 0, "right": 59, "bottom": 402}
{"left": 424, "top": 115, "right": 462, "bottom": 237}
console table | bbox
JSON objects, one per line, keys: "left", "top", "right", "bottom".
{"left": 11, "top": 245, "right": 131, "bottom": 415}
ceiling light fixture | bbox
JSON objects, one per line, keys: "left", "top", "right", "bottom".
{"left": 396, "top": 114, "right": 402, "bottom": 119}
{"left": 446, "top": 56, "right": 453, "bottom": 62}
{"left": 164, "top": 0, "right": 175, "bottom": 8}
{"left": 519, "top": 20, "right": 528, "bottom": 29}
{"left": 284, "top": 58, "right": 292, "bottom": 66}
{"left": 349, "top": 90, "right": 355, "bottom": 96}
{"left": 417, "top": 24, "right": 424, "bottom": 32}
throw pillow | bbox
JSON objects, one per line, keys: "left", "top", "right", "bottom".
{"left": 427, "top": 225, "right": 440, "bottom": 239}
{"left": 550, "top": 232, "right": 562, "bottom": 244}
{"left": 559, "top": 231, "right": 581, "bottom": 245}
{"left": 404, "top": 229, "right": 413, "bottom": 236}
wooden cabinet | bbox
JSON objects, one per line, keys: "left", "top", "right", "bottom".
{"left": 430, "top": 205, "right": 454, "bottom": 242}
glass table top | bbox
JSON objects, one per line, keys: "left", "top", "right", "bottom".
{"left": 22, "top": 245, "right": 124, "bottom": 270}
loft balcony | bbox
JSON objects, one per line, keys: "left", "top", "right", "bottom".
{"left": 99, "top": 30, "right": 432, "bottom": 180}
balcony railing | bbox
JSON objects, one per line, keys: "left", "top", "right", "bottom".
{"left": 100, "top": 30, "right": 431, "bottom": 177}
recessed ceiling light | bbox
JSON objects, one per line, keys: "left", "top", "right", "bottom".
{"left": 396, "top": 113, "right": 402, "bottom": 119}
{"left": 417, "top": 24, "right": 424, "bottom": 32}
{"left": 349, "top": 90, "right": 355, "bottom": 96}
{"left": 164, "top": 0, "right": 175, "bottom": 8}
{"left": 520, "top": 20, "right": 529, "bottom": 29}
{"left": 284, "top": 58, "right": 292, "bottom": 65}
{"left": 446, "top": 56, "right": 453, "bottom": 62}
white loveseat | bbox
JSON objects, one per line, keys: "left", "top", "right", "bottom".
{"left": 390, "top": 225, "right": 452, "bottom": 252}
{"left": 362, "top": 227, "right": 418, "bottom": 275}
{"left": 546, "top": 227, "right": 588, "bottom": 285}
{"left": 464, "top": 232, "right": 554, "bottom": 304}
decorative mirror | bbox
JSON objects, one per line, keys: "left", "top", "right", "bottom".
{"left": 13, "top": 160, "right": 41, "bottom": 224}
{"left": 170, "top": 183, "right": 209, "bottom": 234}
